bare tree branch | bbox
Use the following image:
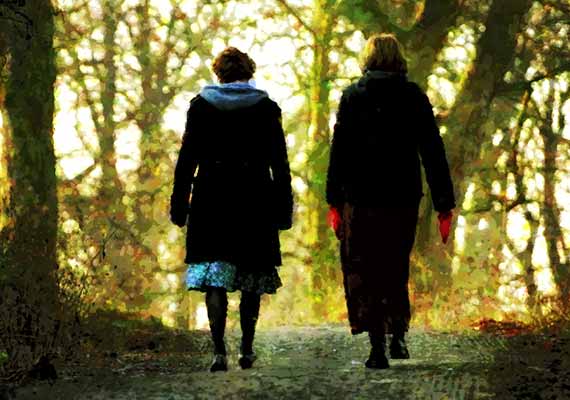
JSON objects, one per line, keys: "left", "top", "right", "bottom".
{"left": 152, "top": 2, "right": 180, "bottom": 109}
{"left": 275, "top": 0, "right": 316, "bottom": 37}
{"left": 59, "top": 162, "right": 99, "bottom": 188}
{"left": 497, "top": 62, "right": 570, "bottom": 95}
{"left": 66, "top": 47, "right": 105, "bottom": 136}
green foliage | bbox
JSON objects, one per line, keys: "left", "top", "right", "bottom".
{"left": 337, "top": 0, "right": 423, "bottom": 34}
{"left": 337, "top": 0, "right": 377, "bottom": 29}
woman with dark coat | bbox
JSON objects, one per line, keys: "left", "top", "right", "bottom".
{"left": 169, "top": 47, "right": 293, "bottom": 372}
{"left": 326, "top": 33, "right": 455, "bottom": 369}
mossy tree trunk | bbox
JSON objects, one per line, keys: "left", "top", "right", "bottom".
{"left": 1, "top": 0, "right": 58, "bottom": 372}
{"left": 2, "top": 0, "right": 58, "bottom": 286}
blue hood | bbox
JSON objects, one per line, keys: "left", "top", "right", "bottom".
{"left": 200, "top": 82, "right": 269, "bottom": 111}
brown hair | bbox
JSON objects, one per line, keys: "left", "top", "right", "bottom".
{"left": 212, "top": 47, "right": 256, "bottom": 83}
{"left": 360, "top": 33, "right": 408, "bottom": 74}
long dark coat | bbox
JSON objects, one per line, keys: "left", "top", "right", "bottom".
{"left": 326, "top": 70, "right": 456, "bottom": 335}
{"left": 326, "top": 70, "right": 455, "bottom": 211}
{"left": 170, "top": 95, "right": 293, "bottom": 271}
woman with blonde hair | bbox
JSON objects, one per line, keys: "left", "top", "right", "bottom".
{"left": 326, "top": 33, "right": 455, "bottom": 369}
{"left": 170, "top": 47, "right": 293, "bottom": 372}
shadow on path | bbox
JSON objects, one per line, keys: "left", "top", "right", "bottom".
{"left": 484, "top": 329, "right": 570, "bottom": 399}
{"left": 7, "top": 325, "right": 570, "bottom": 399}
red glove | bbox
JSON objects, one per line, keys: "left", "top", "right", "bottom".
{"left": 437, "top": 210, "right": 453, "bottom": 244}
{"left": 327, "top": 206, "right": 341, "bottom": 235}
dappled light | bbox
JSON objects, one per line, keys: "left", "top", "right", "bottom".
{"left": 33, "top": 0, "right": 570, "bottom": 331}
{"left": 1, "top": 0, "right": 567, "bottom": 326}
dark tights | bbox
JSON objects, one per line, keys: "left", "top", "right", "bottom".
{"left": 205, "top": 287, "right": 261, "bottom": 356}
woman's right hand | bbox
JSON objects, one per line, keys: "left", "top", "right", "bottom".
{"left": 327, "top": 205, "right": 342, "bottom": 239}
{"left": 437, "top": 210, "right": 453, "bottom": 244}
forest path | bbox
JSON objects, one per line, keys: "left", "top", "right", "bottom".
{"left": 10, "top": 325, "right": 570, "bottom": 399}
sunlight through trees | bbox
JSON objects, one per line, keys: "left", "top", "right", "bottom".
{"left": 1, "top": 0, "right": 569, "bottom": 336}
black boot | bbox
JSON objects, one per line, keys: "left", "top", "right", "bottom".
{"left": 366, "top": 330, "right": 389, "bottom": 369}
{"left": 238, "top": 353, "right": 257, "bottom": 370}
{"left": 389, "top": 332, "right": 410, "bottom": 359}
{"left": 210, "top": 354, "right": 228, "bottom": 372}
{"left": 239, "top": 291, "right": 260, "bottom": 369}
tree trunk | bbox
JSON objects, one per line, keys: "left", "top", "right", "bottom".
{"left": 520, "top": 210, "right": 541, "bottom": 320}
{"left": 447, "top": 0, "right": 532, "bottom": 203}
{"left": 2, "top": 0, "right": 57, "bottom": 283}
{"left": 306, "top": 0, "right": 337, "bottom": 319}
{"left": 98, "top": 0, "right": 124, "bottom": 216}
{"left": 538, "top": 85, "right": 569, "bottom": 311}
{"left": 1, "top": 0, "right": 58, "bottom": 373}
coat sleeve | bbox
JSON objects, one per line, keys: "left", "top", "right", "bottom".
{"left": 268, "top": 102, "right": 294, "bottom": 230}
{"left": 326, "top": 91, "right": 349, "bottom": 208}
{"left": 415, "top": 89, "right": 456, "bottom": 212}
{"left": 170, "top": 98, "right": 200, "bottom": 226}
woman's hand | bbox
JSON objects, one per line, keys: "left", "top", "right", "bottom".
{"left": 327, "top": 205, "right": 342, "bottom": 239}
{"left": 437, "top": 210, "right": 453, "bottom": 244}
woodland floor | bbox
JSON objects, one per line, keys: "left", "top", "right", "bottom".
{"left": 5, "top": 323, "right": 570, "bottom": 400}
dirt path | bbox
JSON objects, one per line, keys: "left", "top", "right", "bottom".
{"left": 7, "top": 325, "right": 570, "bottom": 399}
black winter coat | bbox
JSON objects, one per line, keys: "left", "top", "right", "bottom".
{"left": 170, "top": 94, "right": 293, "bottom": 270}
{"left": 326, "top": 70, "right": 455, "bottom": 212}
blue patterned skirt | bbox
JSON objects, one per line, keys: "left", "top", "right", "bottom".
{"left": 186, "top": 261, "right": 282, "bottom": 295}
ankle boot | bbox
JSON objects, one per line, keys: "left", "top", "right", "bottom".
{"left": 210, "top": 354, "right": 228, "bottom": 372}
{"left": 238, "top": 352, "right": 257, "bottom": 369}
{"left": 365, "top": 347, "right": 389, "bottom": 369}
{"left": 390, "top": 333, "right": 410, "bottom": 359}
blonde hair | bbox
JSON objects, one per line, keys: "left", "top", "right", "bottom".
{"left": 360, "top": 33, "right": 408, "bottom": 74}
